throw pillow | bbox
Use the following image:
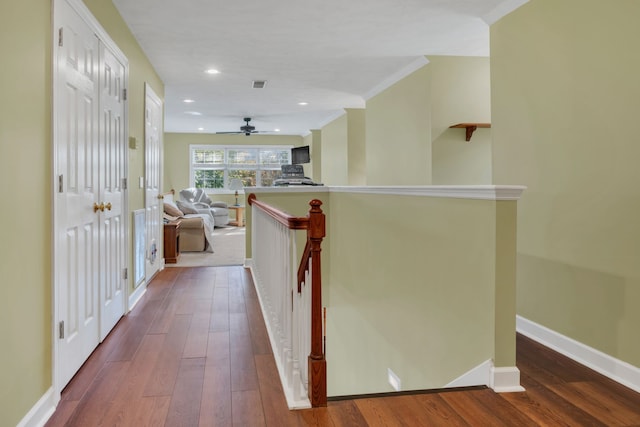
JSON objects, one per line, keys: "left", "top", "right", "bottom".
{"left": 176, "top": 200, "right": 199, "bottom": 214}
{"left": 164, "top": 202, "right": 183, "bottom": 217}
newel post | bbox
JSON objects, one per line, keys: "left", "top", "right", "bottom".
{"left": 307, "top": 199, "right": 327, "bottom": 406}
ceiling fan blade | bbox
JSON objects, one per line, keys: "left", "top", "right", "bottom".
{"left": 215, "top": 118, "right": 265, "bottom": 136}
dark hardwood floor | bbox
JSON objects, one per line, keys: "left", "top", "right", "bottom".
{"left": 45, "top": 266, "right": 640, "bottom": 426}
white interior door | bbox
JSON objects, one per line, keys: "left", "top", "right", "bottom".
{"left": 98, "top": 43, "right": 127, "bottom": 340}
{"left": 144, "top": 84, "right": 163, "bottom": 280}
{"left": 54, "top": 0, "right": 101, "bottom": 388}
{"left": 54, "top": 0, "right": 128, "bottom": 389}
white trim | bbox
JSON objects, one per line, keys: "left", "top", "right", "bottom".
{"left": 482, "top": 0, "right": 530, "bottom": 25}
{"left": 128, "top": 282, "right": 147, "bottom": 312}
{"left": 445, "top": 359, "right": 492, "bottom": 388}
{"left": 332, "top": 185, "right": 526, "bottom": 200}
{"left": 517, "top": 316, "right": 640, "bottom": 394}
{"left": 314, "top": 110, "right": 347, "bottom": 130}
{"left": 16, "top": 387, "right": 58, "bottom": 427}
{"left": 364, "top": 56, "right": 430, "bottom": 100}
{"left": 249, "top": 186, "right": 330, "bottom": 194}
{"left": 444, "top": 359, "right": 524, "bottom": 392}
{"left": 249, "top": 185, "right": 526, "bottom": 200}
{"left": 490, "top": 366, "right": 525, "bottom": 392}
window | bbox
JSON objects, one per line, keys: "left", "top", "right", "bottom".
{"left": 190, "top": 145, "right": 291, "bottom": 191}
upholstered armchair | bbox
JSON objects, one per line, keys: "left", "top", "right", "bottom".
{"left": 178, "top": 187, "right": 230, "bottom": 227}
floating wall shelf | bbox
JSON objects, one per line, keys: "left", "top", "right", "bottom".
{"left": 449, "top": 123, "right": 491, "bottom": 142}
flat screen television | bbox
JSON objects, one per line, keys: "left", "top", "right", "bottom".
{"left": 291, "top": 145, "right": 310, "bottom": 164}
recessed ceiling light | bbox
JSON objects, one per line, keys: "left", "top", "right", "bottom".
{"left": 183, "top": 99, "right": 195, "bottom": 103}
{"left": 274, "top": 128, "right": 281, "bottom": 132}
{"left": 205, "top": 69, "right": 220, "bottom": 75}
{"left": 298, "top": 102, "right": 308, "bottom": 106}
{"left": 198, "top": 127, "right": 204, "bottom": 131}
{"left": 185, "top": 111, "right": 202, "bottom": 116}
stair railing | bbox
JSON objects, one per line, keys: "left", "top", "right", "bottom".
{"left": 248, "top": 194, "right": 326, "bottom": 408}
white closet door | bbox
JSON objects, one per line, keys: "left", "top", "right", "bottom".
{"left": 144, "top": 83, "right": 163, "bottom": 281}
{"left": 54, "top": 0, "right": 128, "bottom": 389}
{"left": 98, "top": 43, "right": 127, "bottom": 340}
{"left": 55, "top": 0, "right": 101, "bottom": 388}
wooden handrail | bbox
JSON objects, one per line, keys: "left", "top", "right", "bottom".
{"left": 297, "top": 242, "right": 312, "bottom": 293}
{"left": 248, "top": 193, "right": 309, "bottom": 229}
{"left": 248, "top": 193, "right": 327, "bottom": 407}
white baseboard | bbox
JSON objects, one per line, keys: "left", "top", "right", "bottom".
{"left": 445, "top": 359, "right": 492, "bottom": 388}
{"left": 445, "top": 359, "right": 524, "bottom": 393}
{"left": 517, "top": 315, "right": 640, "bottom": 394}
{"left": 17, "top": 387, "right": 58, "bottom": 427}
{"left": 128, "top": 282, "right": 147, "bottom": 312}
{"left": 490, "top": 366, "right": 525, "bottom": 392}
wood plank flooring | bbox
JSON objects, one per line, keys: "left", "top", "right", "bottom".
{"left": 45, "top": 266, "right": 640, "bottom": 426}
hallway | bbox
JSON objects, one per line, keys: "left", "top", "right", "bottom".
{"left": 45, "top": 266, "right": 640, "bottom": 426}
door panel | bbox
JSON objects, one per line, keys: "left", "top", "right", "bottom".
{"left": 99, "top": 43, "right": 126, "bottom": 340}
{"left": 56, "top": 0, "right": 101, "bottom": 388}
{"left": 145, "top": 84, "right": 163, "bottom": 280}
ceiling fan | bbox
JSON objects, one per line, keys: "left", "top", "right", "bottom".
{"left": 216, "top": 117, "right": 261, "bottom": 136}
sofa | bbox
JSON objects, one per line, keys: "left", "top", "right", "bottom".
{"left": 163, "top": 192, "right": 215, "bottom": 252}
{"left": 178, "top": 187, "right": 230, "bottom": 227}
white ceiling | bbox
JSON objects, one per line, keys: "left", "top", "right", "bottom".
{"left": 112, "top": 0, "right": 527, "bottom": 136}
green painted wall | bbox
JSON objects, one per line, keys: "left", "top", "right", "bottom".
{"left": 491, "top": 0, "right": 640, "bottom": 366}
{"left": 430, "top": 56, "right": 492, "bottom": 185}
{"left": 320, "top": 114, "right": 349, "bottom": 185}
{"left": 0, "top": 1, "right": 52, "bottom": 424}
{"left": 0, "top": 0, "right": 163, "bottom": 424}
{"left": 302, "top": 133, "right": 313, "bottom": 179}
{"left": 365, "top": 65, "right": 432, "bottom": 185}
{"left": 310, "top": 129, "right": 322, "bottom": 183}
{"left": 346, "top": 108, "right": 367, "bottom": 186}
{"left": 326, "top": 193, "right": 509, "bottom": 395}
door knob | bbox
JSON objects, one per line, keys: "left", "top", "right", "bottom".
{"left": 93, "top": 202, "right": 105, "bottom": 213}
{"left": 105, "top": 202, "right": 112, "bottom": 211}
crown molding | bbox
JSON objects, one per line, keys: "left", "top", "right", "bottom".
{"left": 482, "top": 0, "right": 530, "bottom": 26}
{"left": 316, "top": 110, "right": 347, "bottom": 129}
{"left": 363, "top": 56, "right": 430, "bottom": 101}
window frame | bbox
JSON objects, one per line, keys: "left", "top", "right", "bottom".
{"left": 189, "top": 144, "right": 292, "bottom": 192}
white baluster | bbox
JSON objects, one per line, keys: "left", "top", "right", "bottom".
{"left": 250, "top": 204, "right": 312, "bottom": 409}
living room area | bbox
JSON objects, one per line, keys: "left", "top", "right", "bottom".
{"left": 162, "top": 187, "right": 247, "bottom": 267}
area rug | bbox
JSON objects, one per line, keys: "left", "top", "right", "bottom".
{"left": 166, "top": 226, "right": 245, "bottom": 267}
